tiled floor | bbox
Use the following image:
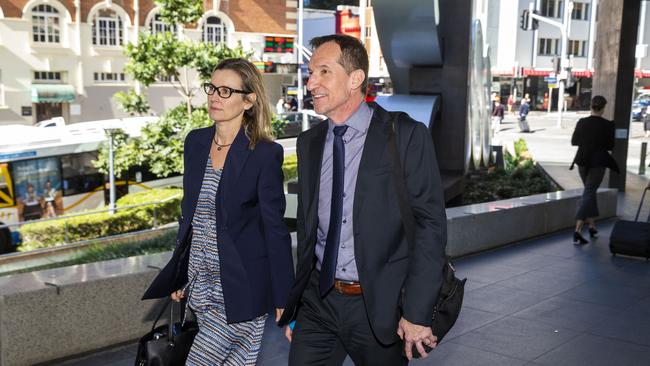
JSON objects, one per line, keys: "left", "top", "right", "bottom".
{"left": 52, "top": 220, "right": 650, "bottom": 366}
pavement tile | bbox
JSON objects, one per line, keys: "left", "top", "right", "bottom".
{"left": 532, "top": 333, "right": 650, "bottom": 366}
{"left": 451, "top": 316, "right": 579, "bottom": 361}
{"left": 586, "top": 311, "right": 650, "bottom": 347}
{"left": 510, "top": 297, "right": 614, "bottom": 332}
{"left": 443, "top": 307, "right": 505, "bottom": 341}
{"left": 463, "top": 283, "right": 548, "bottom": 315}
{"left": 418, "top": 342, "right": 528, "bottom": 366}
{"left": 496, "top": 268, "right": 588, "bottom": 297}
{"left": 556, "top": 281, "right": 649, "bottom": 309}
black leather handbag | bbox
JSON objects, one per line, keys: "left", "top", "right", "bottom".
{"left": 388, "top": 113, "right": 466, "bottom": 357}
{"left": 135, "top": 300, "right": 198, "bottom": 366}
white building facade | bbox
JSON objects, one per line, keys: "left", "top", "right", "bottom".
{"left": 0, "top": 0, "right": 298, "bottom": 126}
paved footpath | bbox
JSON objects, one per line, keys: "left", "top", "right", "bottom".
{"left": 52, "top": 112, "right": 650, "bottom": 366}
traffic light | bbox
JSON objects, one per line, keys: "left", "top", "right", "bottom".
{"left": 520, "top": 9, "right": 530, "bottom": 30}
{"left": 531, "top": 10, "right": 539, "bottom": 30}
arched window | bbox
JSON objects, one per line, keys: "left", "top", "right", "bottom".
{"left": 149, "top": 13, "right": 176, "bottom": 34}
{"left": 203, "top": 16, "right": 227, "bottom": 45}
{"left": 91, "top": 9, "right": 124, "bottom": 46}
{"left": 32, "top": 4, "right": 60, "bottom": 43}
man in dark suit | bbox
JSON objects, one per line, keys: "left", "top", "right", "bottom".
{"left": 278, "top": 34, "right": 447, "bottom": 365}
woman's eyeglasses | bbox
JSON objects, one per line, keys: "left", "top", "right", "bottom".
{"left": 203, "top": 83, "right": 251, "bottom": 98}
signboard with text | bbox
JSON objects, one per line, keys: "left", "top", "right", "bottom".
{"left": 264, "top": 36, "right": 294, "bottom": 53}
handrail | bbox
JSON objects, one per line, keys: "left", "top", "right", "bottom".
{"left": 0, "top": 194, "right": 181, "bottom": 231}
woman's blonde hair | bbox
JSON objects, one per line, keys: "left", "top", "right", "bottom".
{"left": 212, "top": 58, "right": 274, "bottom": 148}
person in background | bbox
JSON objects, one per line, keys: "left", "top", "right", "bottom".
{"left": 507, "top": 94, "right": 514, "bottom": 114}
{"left": 570, "top": 95, "right": 618, "bottom": 245}
{"left": 143, "top": 58, "right": 294, "bottom": 365}
{"left": 492, "top": 97, "right": 505, "bottom": 133}
{"left": 642, "top": 106, "right": 650, "bottom": 138}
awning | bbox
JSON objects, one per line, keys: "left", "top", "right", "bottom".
{"left": 31, "top": 84, "right": 76, "bottom": 103}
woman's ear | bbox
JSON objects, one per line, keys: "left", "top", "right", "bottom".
{"left": 245, "top": 93, "right": 257, "bottom": 110}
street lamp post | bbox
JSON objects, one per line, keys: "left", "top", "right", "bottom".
{"left": 104, "top": 127, "right": 120, "bottom": 214}
{"left": 527, "top": 1, "right": 573, "bottom": 128}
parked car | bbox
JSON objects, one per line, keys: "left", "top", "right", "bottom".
{"left": 632, "top": 93, "right": 650, "bottom": 121}
{"left": 277, "top": 111, "right": 326, "bottom": 138}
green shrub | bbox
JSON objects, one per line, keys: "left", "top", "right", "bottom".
{"left": 3, "top": 229, "right": 176, "bottom": 276}
{"left": 283, "top": 154, "right": 298, "bottom": 182}
{"left": 19, "top": 188, "right": 181, "bottom": 252}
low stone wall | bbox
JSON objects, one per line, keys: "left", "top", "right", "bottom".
{"left": 446, "top": 188, "right": 618, "bottom": 257}
{"left": 0, "top": 189, "right": 617, "bottom": 365}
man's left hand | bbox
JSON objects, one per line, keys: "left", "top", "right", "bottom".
{"left": 275, "top": 308, "right": 284, "bottom": 323}
{"left": 397, "top": 317, "right": 438, "bottom": 360}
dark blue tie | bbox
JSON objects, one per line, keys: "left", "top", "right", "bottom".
{"left": 320, "top": 125, "right": 349, "bottom": 296}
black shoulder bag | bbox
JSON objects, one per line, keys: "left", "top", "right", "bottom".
{"left": 387, "top": 113, "right": 466, "bottom": 356}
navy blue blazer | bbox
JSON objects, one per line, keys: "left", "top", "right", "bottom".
{"left": 143, "top": 125, "right": 294, "bottom": 323}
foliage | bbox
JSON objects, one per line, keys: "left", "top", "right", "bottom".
{"left": 114, "top": 90, "right": 150, "bottom": 116}
{"left": 272, "top": 114, "right": 289, "bottom": 139}
{"left": 155, "top": 0, "right": 203, "bottom": 25}
{"left": 118, "top": 25, "right": 250, "bottom": 116}
{"left": 3, "top": 229, "right": 176, "bottom": 276}
{"left": 94, "top": 105, "right": 212, "bottom": 177}
{"left": 283, "top": 154, "right": 298, "bottom": 182}
{"left": 460, "top": 140, "right": 556, "bottom": 205}
{"left": 19, "top": 188, "right": 182, "bottom": 251}
{"left": 109, "top": 0, "right": 252, "bottom": 177}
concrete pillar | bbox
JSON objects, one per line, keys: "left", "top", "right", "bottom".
{"left": 592, "top": 0, "right": 641, "bottom": 192}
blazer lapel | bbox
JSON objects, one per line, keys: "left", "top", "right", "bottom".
{"left": 304, "top": 123, "right": 328, "bottom": 228}
{"left": 353, "top": 106, "right": 392, "bottom": 226}
{"left": 184, "top": 125, "right": 213, "bottom": 225}
{"left": 218, "top": 127, "right": 251, "bottom": 225}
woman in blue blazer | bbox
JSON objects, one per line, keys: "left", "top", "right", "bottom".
{"left": 142, "top": 58, "right": 294, "bottom": 365}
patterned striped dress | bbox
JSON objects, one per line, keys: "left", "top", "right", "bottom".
{"left": 186, "top": 157, "right": 267, "bottom": 366}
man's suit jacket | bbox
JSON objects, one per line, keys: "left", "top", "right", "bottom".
{"left": 143, "top": 125, "right": 294, "bottom": 323}
{"left": 279, "top": 103, "right": 447, "bottom": 345}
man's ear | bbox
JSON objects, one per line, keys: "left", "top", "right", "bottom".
{"left": 350, "top": 69, "right": 365, "bottom": 90}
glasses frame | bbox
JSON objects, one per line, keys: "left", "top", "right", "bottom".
{"left": 203, "top": 83, "right": 251, "bottom": 98}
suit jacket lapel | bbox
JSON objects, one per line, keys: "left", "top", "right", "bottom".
{"left": 353, "top": 105, "right": 391, "bottom": 225}
{"left": 304, "top": 123, "right": 328, "bottom": 230}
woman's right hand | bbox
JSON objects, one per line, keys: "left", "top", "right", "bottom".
{"left": 171, "top": 289, "right": 185, "bottom": 302}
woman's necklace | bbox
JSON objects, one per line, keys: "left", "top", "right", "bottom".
{"left": 213, "top": 136, "right": 232, "bottom": 151}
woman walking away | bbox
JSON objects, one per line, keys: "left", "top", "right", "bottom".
{"left": 142, "top": 58, "right": 294, "bottom": 365}
{"left": 570, "top": 95, "right": 618, "bottom": 245}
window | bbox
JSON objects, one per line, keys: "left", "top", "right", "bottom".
{"left": 34, "top": 71, "right": 63, "bottom": 83}
{"left": 61, "top": 153, "right": 104, "bottom": 196}
{"left": 572, "top": 3, "right": 589, "bottom": 20}
{"left": 32, "top": 4, "right": 60, "bottom": 43}
{"left": 94, "top": 72, "right": 125, "bottom": 83}
{"left": 538, "top": 38, "right": 560, "bottom": 56}
{"left": 571, "top": 2, "right": 583, "bottom": 20}
{"left": 568, "top": 40, "right": 587, "bottom": 57}
{"left": 203, "top": 16, "right": 227, "bottom": 45}
{"left": 92, "top": 9, "right": 124, "bottom": 46}
{"left": 149, "top": 13, "right": 177, "bottom": 34}
{"left": 540, "top": 0, "right": 555, "bottom": 17}
{"left": 156, "top": 74, "right": 178, "bottom": 83}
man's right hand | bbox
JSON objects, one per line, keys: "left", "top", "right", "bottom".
{"left": 171, "top": 289, "right": 185, "bottom": 302}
